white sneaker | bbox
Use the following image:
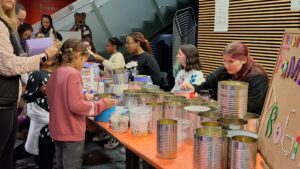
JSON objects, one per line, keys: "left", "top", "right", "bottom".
{"left": 14, "top": 160, "right": 28, "bottom": 169}
{"left": 119, "top": 147, "right": 126, "bottom": 155}
{"left": 92, "top": 132, "right": 110, "bottom": 142}
{"left": 104, "top": 138, "right": 119, "bottom": 149}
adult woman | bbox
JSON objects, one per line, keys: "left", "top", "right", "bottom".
{"left": 36, "top": 14, "right": 58, "bottom": 41}
{"left": 0, "top": 0, "right": 58, "bottom": 167}
{"left": 172, "top": 44, "right": 205, "bottom": 92}
{"left": 182, "top": 41, "right": 269, "bottom": 115}
{"left": 95, "top": 37, "right": 125, "bottom": 77}
{"left": 125, "top": 32, "right": 164, "bottom": 87}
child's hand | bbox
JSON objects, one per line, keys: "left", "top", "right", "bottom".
{"left": 84, "top": 93, "right": 94, "bottom": 101}
{"left": 87, "top": 48, "right": 105, "bottom": 62}
{"left": 40, "top": 85, "right": 47, "bottom": 95}
{"left": 181, "top": 82, "right": 195, "bottom": 91}
{"left": 36, "top": 33, "right": 45, "bottom": 38}
{"left": 102, "top": 98, "right": 117, "bottom": 108}
{"left": 94, "top": 53, "right": 105, "bottom": 62}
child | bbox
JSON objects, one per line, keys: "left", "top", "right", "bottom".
{"left": 46, "top": 38, "right": 117, "bottom": 169}
{"left": 172, "top": 44, "right": 205, "bottom": 92}
{"left": 23, "top": 57, "right": 57, "bottom": 169}
{"left": 94, "top": 37, "right": 125, "bottom": 78}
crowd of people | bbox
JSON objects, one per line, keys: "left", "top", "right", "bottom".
{"left": 0, "top": 0, "right": 269, "bottom": 169}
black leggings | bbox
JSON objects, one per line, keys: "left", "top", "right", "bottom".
{"left": 0, "top": 108, "right": 18, "bottom": 169}
{"left": 38, "top": 125, "right": 55, "bottom": 169}
{"left": 38, "top": 142, "right": 55, "bottom": 169}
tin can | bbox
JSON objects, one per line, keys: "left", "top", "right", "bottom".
{"left": 218, "top": 81, "right": 248, "bottom": 118}
{"left": 217, "top": 117, "right": 248, "bottom": 130}
{"left": 244, "top": 113, "right": 260, "bottom": 133}
{"left": 230, "top": 135, "right": 257, "bottom": 169}
{"left": 147, "top": 102, "right": 163, "bottom": 134}
{"left": 157, "top": 119, "right": 177, "bottom": 159}
{"left": 193, "top": 128, "right": 228, "bottom": 169}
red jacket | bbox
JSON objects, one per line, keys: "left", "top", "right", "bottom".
{"left": 47, "top": 66, "right": 107, "bottom": 141}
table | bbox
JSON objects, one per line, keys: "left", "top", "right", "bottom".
{"left": 91, "top": 120, "right": 266, "bottom": 169}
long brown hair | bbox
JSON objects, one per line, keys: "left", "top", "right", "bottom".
{"left": 128, "top": 32, "right": 152, "bottom": 54}
{"left": 179, "top": 44, "right": 201, "bottom": 72}
{"left": 57, "top": 38, "right": 88, "bottom": 65}
{"left": 38, "top": 14, "right": 57, "bottom": 38}
{"left": 223, "top": 41, "right": 267, "bottom": 81}
{"left": 0, "top": 1, "right": 18, "bottom": 31}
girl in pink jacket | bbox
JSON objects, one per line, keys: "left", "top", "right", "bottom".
{"left": 46, "top": 38, "right": 116, "bottom": 169}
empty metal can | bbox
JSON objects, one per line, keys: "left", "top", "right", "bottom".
{"left": 138, "top": 93, "right": 156, "bottom": 105}
{"left": 142, "top": 84, "right": 160, "bottom": 91}
{"left": 112, "top": 68, "right": 127, "bottom": 84}
{"left": 149, "top": 91, "right": 172, "bottom": 102}
{"left": 128, "top": 81, "right": 146, "bottom": 90}
{"left": 94, "top": 93, "right": 116, "bottom": 101}
{"left": 217, "top": 117, "right": 248, "bottom": 130}
{"left": 123, "top": 90, "right": 143, "bottom": 107}
{"left": 184, "top": 105, "right": 217, "bottom": 140}
{"left": 147, "top": 102, "right": 163, "bottom": 134}
{"left": 163, "top": 95, "right": 186, "bottom": 102}
{"left": 244, "top": 113, "right": 260, "bottom": 133}
{"left": 218, "top": 81, "right": 248, "bottom": 119}
{"left": 201, "top": 121, "right": 223, "bottom": 129}
{"left": 227, "top": 130, "right": 258, "bottom": 169}
{"left": 184, "top": 98, "right": 203, "bottom": 106}
{"left": 193, "top": 128, "right": 228, "bottom": 169}
{"left": 164, "top": 100, "right": 185, "bottom": 119}
{"left": 198, "top": 111, "right": 221, "bottom": 125}
{"left": 157, "top": 119, "right": 177, "bottom": 159}
{"left": 230, "top": 135, "right": 257, "bottom": 169}
{"left": 104, "top": 81, "right": 114, "bottom": 93}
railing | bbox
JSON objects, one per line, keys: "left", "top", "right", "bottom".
{"left": 53, "top": 0, "right": 94, "bottom": 24}
{"left": 172, "top": 7, "right": 197, "bottom": 77}
{"left": 31, "top": 0, "right": 186, "bottom": 51}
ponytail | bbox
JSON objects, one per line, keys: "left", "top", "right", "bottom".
{"left": 143, "top": 40, "right": 152, "bottom": 54}
{"left": 108, "top": 37, "right": 123, "bottom": 50}
{"left": 56, "top": 38, "right": 87, "bottom": 65}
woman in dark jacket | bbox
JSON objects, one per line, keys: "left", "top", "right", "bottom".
{"left": 125, "top": 32, "right": 165, "bottom": 87}
{"left": 182, "top": 41, "right": 269, "bottom": 115}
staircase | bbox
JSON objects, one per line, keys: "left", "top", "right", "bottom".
{"left": 31, "top": 0, "right": 194, "bottom": 51}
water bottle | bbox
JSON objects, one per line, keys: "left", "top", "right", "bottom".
{"left": 147, "top": 77, "right": 153, "bottom": 85}
{"left": 128, "top": 68, "right": 134, "bottom": 82}
{"left": 132, "top": 67, "right": 139, "bottom": 76}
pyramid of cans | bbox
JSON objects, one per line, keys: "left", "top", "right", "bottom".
{"left": 119, "top": 80, "right": 258, "bottom": 169}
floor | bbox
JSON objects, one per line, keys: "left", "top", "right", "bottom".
{"left": 14, "top": 136, "right": 126, "bottom": 169}
{"left": 82, "top": 140, "right": 126, "bottom": 169}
